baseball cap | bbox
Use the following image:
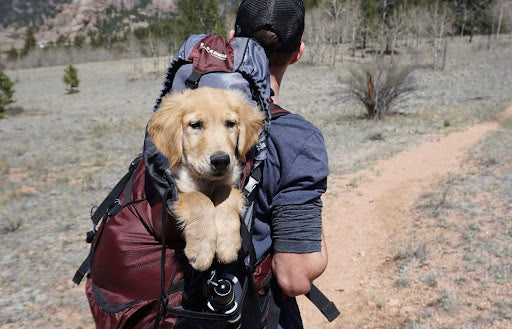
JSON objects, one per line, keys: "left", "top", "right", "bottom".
{"left": 235, "top": 0, "right": 305, "bottom": 53}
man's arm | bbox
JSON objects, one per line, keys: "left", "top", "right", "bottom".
{"left": 265, "top": 114, "right": 329, "bottom": 297}
{"left": 271, "top": 232, "right": 328, "bottom": 297}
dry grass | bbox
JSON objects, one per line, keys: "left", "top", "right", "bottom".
{"left": 394, "top": 119, "right": 512, "bottom": 329}
{"left": 0, "top": 37, "right": 511, "bottom": 328}
{"left": 279, "top": 37, "right": 512, "bottom": 175}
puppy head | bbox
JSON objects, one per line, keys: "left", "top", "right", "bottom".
{"left": 148, "top": 87, "right": 263, "bottom": 179}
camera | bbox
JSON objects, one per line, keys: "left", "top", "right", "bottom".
{"left": 205, "top": 272, "right": 242, "bottom": 328}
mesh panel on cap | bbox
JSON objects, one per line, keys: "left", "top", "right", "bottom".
{"left": 235, "top": 0, "right": 305, "bottom": 53}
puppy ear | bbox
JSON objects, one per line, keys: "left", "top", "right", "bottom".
{"left": 148, "top": 94, "right": 184, "bottom": 166}
{"left": 237, "top": 102, "right": 264, "bottom": 163}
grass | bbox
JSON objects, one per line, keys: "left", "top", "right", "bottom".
{"left": 284, "top": 39, "right": 512, "bottom": 175}
{"left": 0, "top": 37, "right": 511, "bottom": 328}
{"left": 395, "top": 118, "right": 512, "bottom": 328}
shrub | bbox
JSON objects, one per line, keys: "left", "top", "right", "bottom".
{"left": 62, "top": 64, "right": 80, "bottom": 94}
{"left": 7, "top": 46, "right": 18, "bottom": 62}
{"left": 0, "top": 69, "right": 15, "bottom": 117}
{"left": 21, "top": 26, "right": 37, "bottom": 56}
{"left": 73, "top": 35, "right": 86, "bottom": 48}
{"left": 346, "top": 59, "right": 415, "bottom": 119}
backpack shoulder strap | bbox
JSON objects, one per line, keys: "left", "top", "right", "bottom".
{"left": 268, "top": 103, "right": 290, "bottom": 119}
{"left": 253, "top": 105, "right": 341, "bottom": 325}
{"left": 242, "top": 104, "right": 289, "bottom": 200}
{"left": 90, "top": 154, "right": 142, "bottom": 226}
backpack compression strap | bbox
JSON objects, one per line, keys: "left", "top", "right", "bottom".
{"left": 306, "top": 284, "right": 340, "bottom": 322}
{"left": 72, "top": 155, "right": 143, "bottom": 285}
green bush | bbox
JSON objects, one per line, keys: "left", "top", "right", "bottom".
{"left": 0, "top": 69, "right": 15, "bottom": 117}
{"left": 62, "top": 64, "right": 80, "bottom": 94}
{"left": 73, "top": 35, "right": 86, "bottom": 48}
{"left": 7, "top": 46, "right": 18, "bottom": 62}
{"left": 21, "top": 26, "right": 37, "bottom": 56}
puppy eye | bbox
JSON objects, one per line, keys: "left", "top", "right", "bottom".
{"left": 189, "top": 121, "right": 203, "bottom": 129}
{"left": 225, "top": 120, "right": 236, "bottom": 128}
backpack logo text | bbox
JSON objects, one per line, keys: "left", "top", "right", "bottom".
{"left": 199, "top": 42, "right": 228, "bottom": 61}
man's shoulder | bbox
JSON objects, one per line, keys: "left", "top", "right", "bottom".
{"left": 267, "top": 107, "right": 328, "bottom": 168}
{"left": 270, "top": 109, "right": 323, "bottom": 140}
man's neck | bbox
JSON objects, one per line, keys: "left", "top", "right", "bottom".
{"left": 269, "top": 65, "right": 287, "bottom": 104}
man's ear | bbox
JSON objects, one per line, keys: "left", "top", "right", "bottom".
{"left": 289, "top": 42, "right": 305, "bottom": 65}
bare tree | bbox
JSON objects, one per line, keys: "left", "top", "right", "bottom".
{"left": 459, "top": 0, "right": 468, "bottom": 37}
{"left": 406, "top": 6, "right": 429, "bottom": 54}
{"left": 387, "top": 4, "right": 408, "bottom": 60}
{"left": 304, "top": 7, "right": 326, "bottom": 65}
{"left": 427, "top": 0, "right": 454, "bottom": 70}
{"left": 494, "top": 0, "right": 505, "bottom": 40}
{"left": 323, "top": 0, "right": 344, "bottom": 66}
{"left": 509, "top": 3, "right": 512, "bottom": 44}
{"left": 341, "top": 0, "right": 363, "bottom": 58}
{"left": 126, "top": 33, "right": 143, "bottom": 79}
{"left": 147, "top": 35, "right": 168, "bottom": 77}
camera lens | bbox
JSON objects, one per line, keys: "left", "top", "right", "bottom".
{"left": 213, "top": 279, "right": 233, "bottom": 305}
{"left": 207, "top": 278, "right": 238, "bottom": 314}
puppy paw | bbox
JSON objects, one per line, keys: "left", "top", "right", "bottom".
{"left": 216, "top": 232, "right": 241, "bottom": 264}
{"left": 211, "top": 186, "right": 243, "bottom": 264}
{"left": 174, "top": 191, "right": 217, "bottom": 271}
{"left": 217, "top": 239, "right": 242, "bottom": 264}
{"left": 185, "top": 239, "right": 216, "bottom": 271}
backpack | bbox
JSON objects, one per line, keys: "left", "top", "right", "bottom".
{"left": 73, "top": 34, "right": 339, "bottom": 329}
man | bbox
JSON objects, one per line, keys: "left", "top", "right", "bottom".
{"left": 80, "top": 2, "right": 329, "bottom": 328}
{"left": 231, "top": 0, "right": 329, "bottom": 327}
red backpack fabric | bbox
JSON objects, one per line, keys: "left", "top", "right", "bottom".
{"left": 85, "top": 159, "right": 186, "bottom": 328}
{"left": 77, "top": 154, "right": 274, "bottom": 329}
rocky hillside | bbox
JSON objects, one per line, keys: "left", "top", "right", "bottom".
{"left": 0, "top": 0, "right": 72, "bottom": 28}
{"left": 1, "top": 0, "right": 176, "bottom": 42}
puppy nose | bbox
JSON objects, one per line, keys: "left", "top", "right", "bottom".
{"left": 210, "top": 152, "right": 230, "bottom": 170}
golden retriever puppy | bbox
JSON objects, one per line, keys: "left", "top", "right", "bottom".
{"left": 148, "top": 87, "right": 264, "bottom": 271}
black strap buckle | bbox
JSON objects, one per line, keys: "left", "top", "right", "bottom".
{"left": 185, "top": 70, "right": 202, "bottom": 89}
{"left": 86, "top": 230, "right": 96, "bottom": 243}
{"left": 106, "top": 199, "right": 122, "bottom": 217}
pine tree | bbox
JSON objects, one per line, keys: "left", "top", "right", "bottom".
{"left": 203, "top": 0, "right": 224, "bottom": 35}
{"left": 62, "top": 64, "right": 80, "bottom": 94}
{"left": 73, "top": 35, "right": 86, "bottom": 48}
{"left": 176, "top": 0, "right": 224, "bottom": 42}
{"left": 304, "top": 0, "right": 321, "bottom": 9}
{"left": 0, "top": 69, "right": 15, "bottom": 117}
{"left": 7, "top": 46, "right": 18, "bottom": 62}
{"left": 22, "top": 26, "right": 37, "bottom": 56}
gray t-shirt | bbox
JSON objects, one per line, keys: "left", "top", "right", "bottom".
{"left": 253, "top": 110, "right": 329, "bottom": 260}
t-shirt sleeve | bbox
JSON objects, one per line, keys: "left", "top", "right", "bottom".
{"left": 272, "top": 126, "right": 329, "bottom": 206}
{"left": 267, "top": 114, "right": 329, "bottom": 253}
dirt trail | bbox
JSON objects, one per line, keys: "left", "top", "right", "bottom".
{"left": 297, "top": 106, "right": 512, "bottom": 328}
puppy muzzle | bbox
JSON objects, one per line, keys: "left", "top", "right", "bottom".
{"left": 210, "top": 152, "right": 231, "bottom": 176}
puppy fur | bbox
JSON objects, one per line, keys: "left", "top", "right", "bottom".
{"left": 148, "top": 87, "right": 264, "bottom": 271}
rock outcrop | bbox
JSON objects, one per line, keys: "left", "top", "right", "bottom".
{"left": 36, "top": 0, "right": 175, "bottom": 41}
